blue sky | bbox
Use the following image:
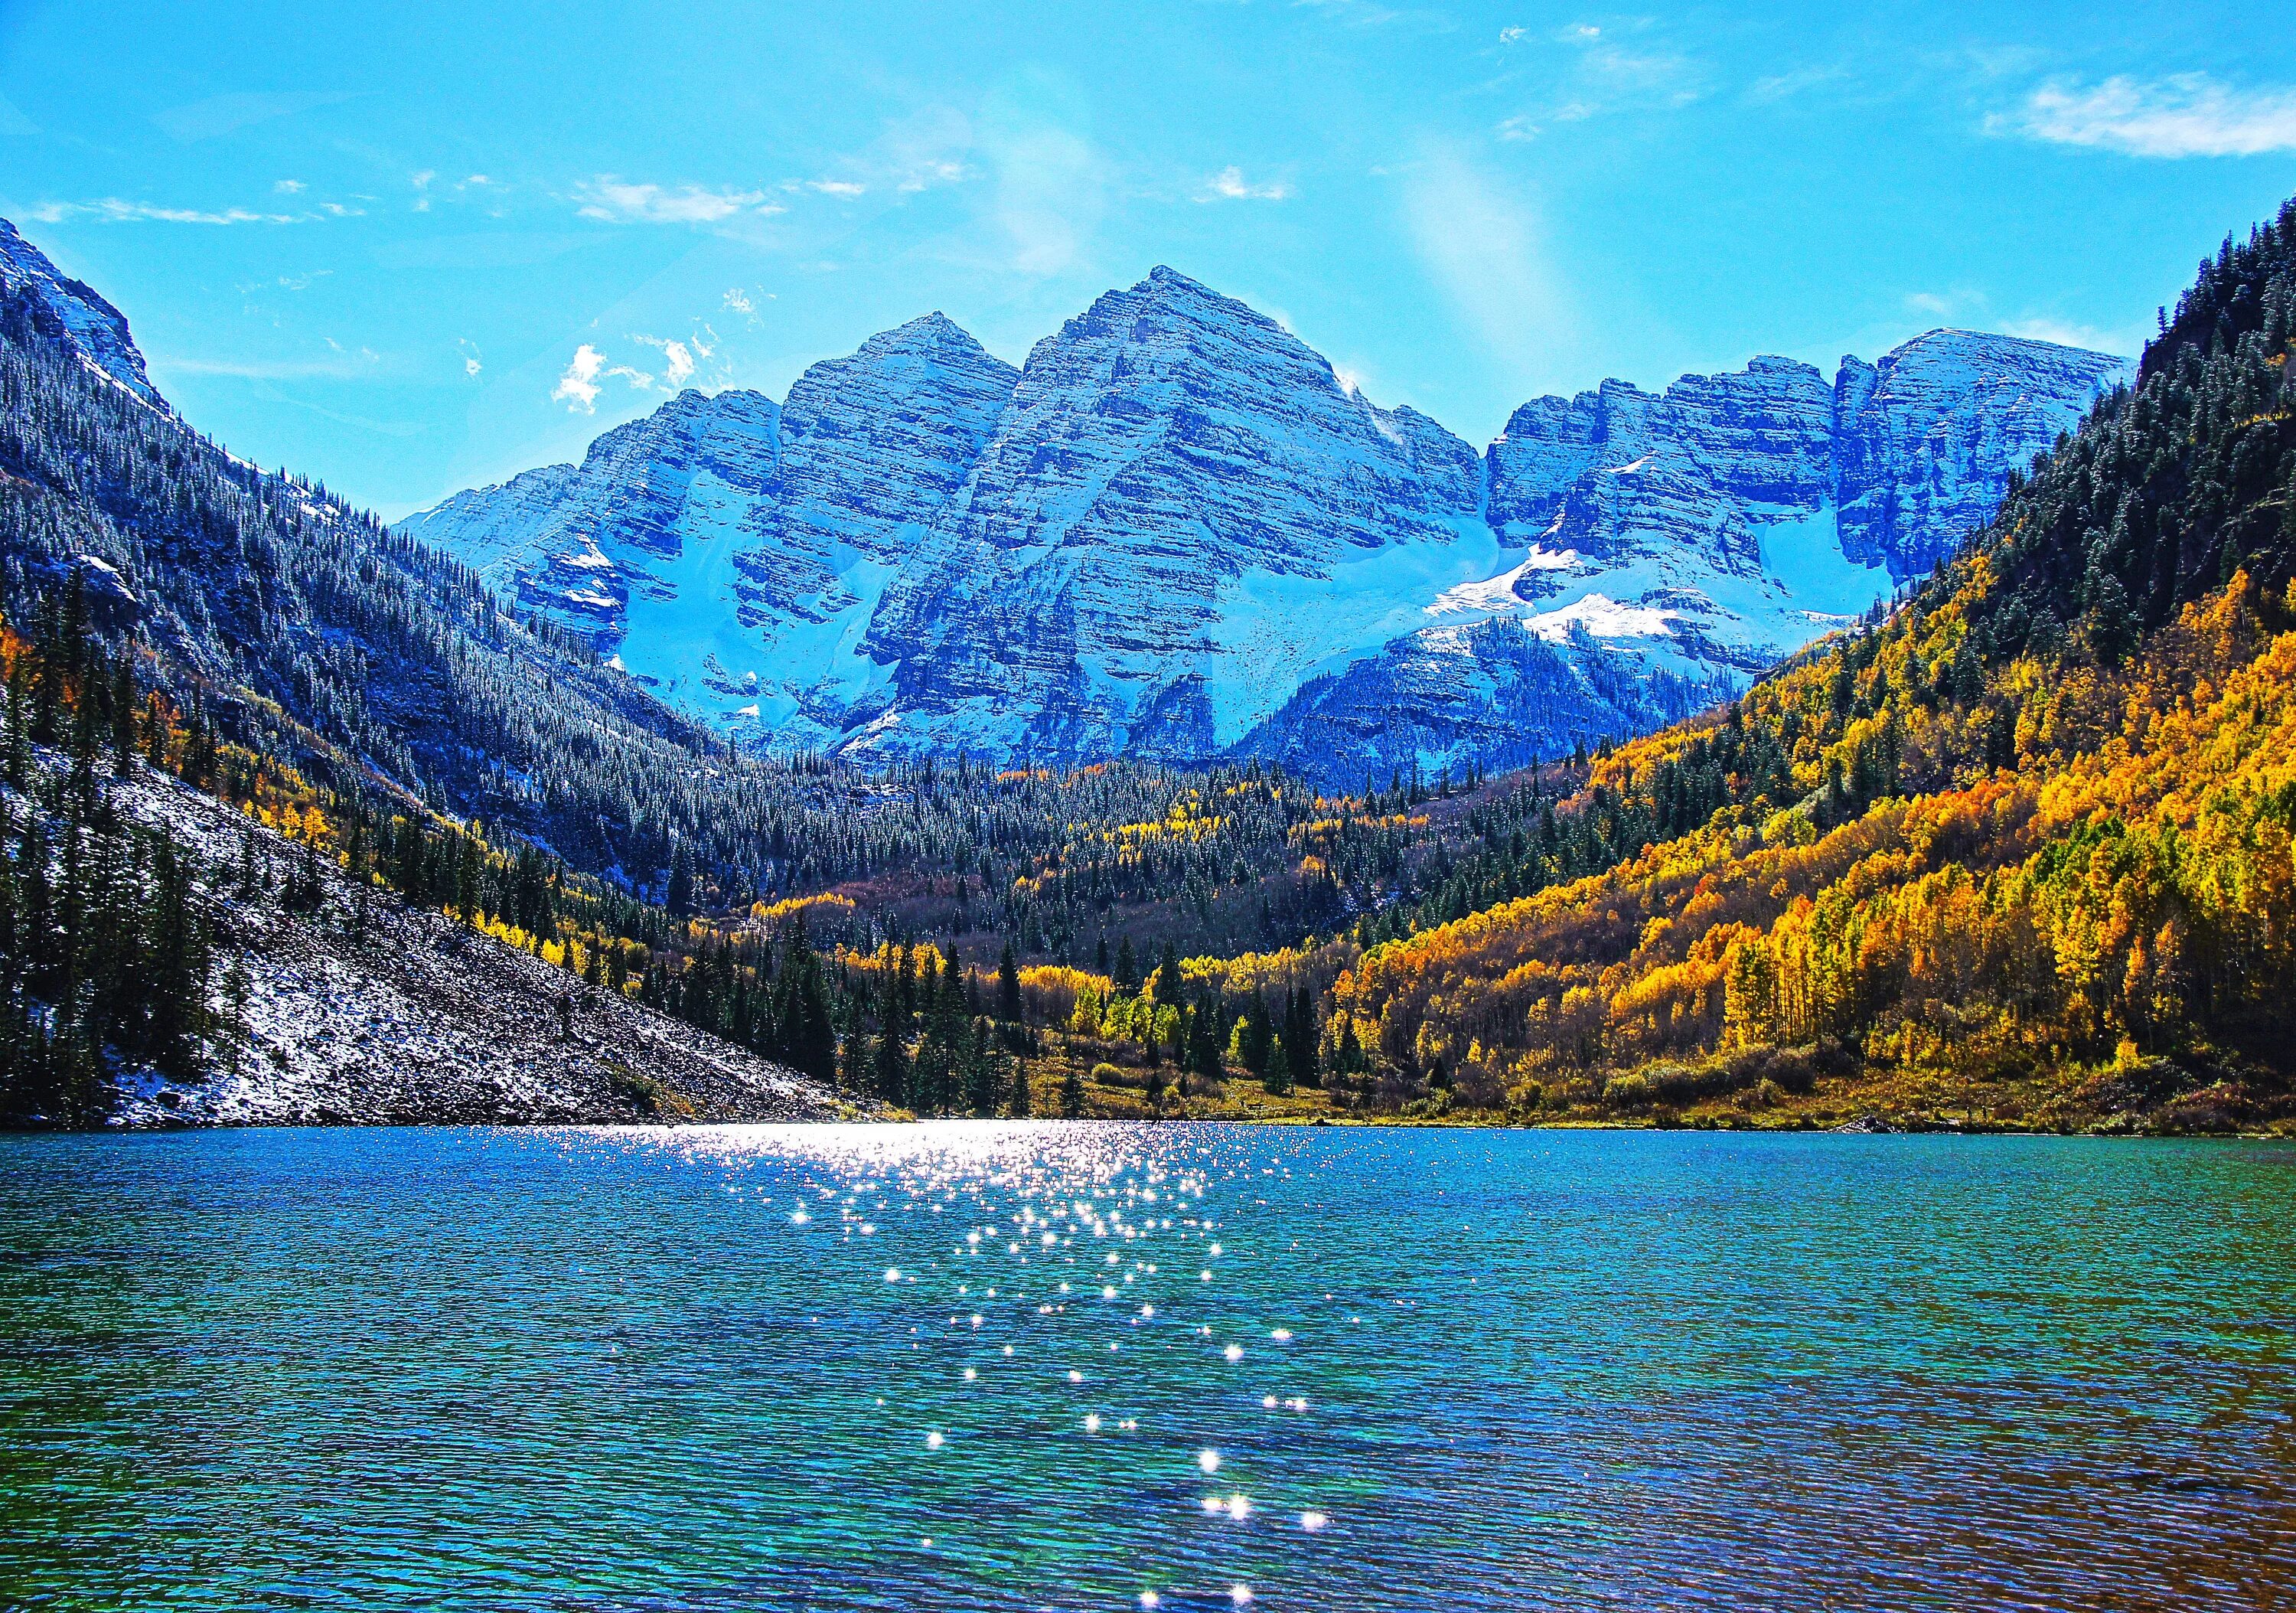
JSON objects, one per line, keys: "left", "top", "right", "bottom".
{"left": 2, "top": 2, "right": 2292, "bottom": 520}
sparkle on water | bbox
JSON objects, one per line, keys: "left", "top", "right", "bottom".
{"left": 4, "top": 1123, "right": 2295, "bottom": 1610}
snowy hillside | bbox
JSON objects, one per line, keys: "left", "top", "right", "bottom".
{"left": 404, "top": 270, "right": 2130, "bottom": 784}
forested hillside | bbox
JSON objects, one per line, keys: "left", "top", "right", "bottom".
{"left": 1287, "top": 197, "right": 2296, "bottom": 1128}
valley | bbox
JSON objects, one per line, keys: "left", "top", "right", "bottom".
{"left": 0, "top": 198, "right": 2289, "bottom": 1135}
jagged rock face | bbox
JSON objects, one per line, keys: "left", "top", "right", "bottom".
{"left": 401, "top": 390, "right": 784, "bottom": 645}
{"left": 403, "top": 314, "right": 1016, "bottom": 721}
{"left": 1831, "top": 330, "right": 2130, "bottom": 573}
{"left": 735, "top": 312, "right": 1018, "bottom": 630}
{"left": 403, "top": 271, "right": 2127, "bottom": 784}
{"left": 0, "top": 219, "right": 170, "bottom": 413}
{"left": 1489, "top": 335, "right": 2128, "bottom": 582}
{"left": 859, "top": 267, "right": 1491, "bottom": 759}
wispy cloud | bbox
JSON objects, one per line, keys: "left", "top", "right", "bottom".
{"left": 160, "top": 343, "right": 380, "bottom": 380}
{"left": 808, "top": 179, "right": 867, "bottom": 198}
{"left": 458, "top": 338, "right": 482, "bottom": 380}
{"left": 1743, "top": 64, "right": 1847, "bottom": 105}
{"left": 1498, "top": 21, "right": 1707, "bottom": 140}
{"left": 2001, "top": 316, "right": 2143, "bottom": 356}
{"left": 411, "top": 170, "right": 435, "bottom": 211}
{"left": 633, "top": 331, "right": 703, "bottom": 388}
{"left": 1291, "top": 0, "right": 1452, "bottom": 31}
{"left": 235, "top": 270, "right": 334, "bottom": 294}
{"left": 30, "top": 198, "right": 315, "bottom": 225}
{"left": 274, "top": 178, "right": 305, "bottom": 194}
{"left": 975, "top": 80, "right": 1108, "bottom": 276}
{"left": 1397, "top": 145, "right": 1580, "bottom": 389}
{"left": 1200, "top": 166, "right": 1292, "bottom": 201}
{"left": 574, "top": 176, "right": 778, "bottom": 224}
{"left": 2007, "top": 73, "right": 2296, "bottom": 158}
{"left": 1896, "top": 287, "right": 2141, "bottom": 357}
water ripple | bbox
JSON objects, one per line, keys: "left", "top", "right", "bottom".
{"left": 3, "top": 1125, "right": 2294, "bottom": 1609}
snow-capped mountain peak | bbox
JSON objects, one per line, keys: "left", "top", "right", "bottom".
{"left": 403, "top": 279, "right": 2130, "bottom": 785}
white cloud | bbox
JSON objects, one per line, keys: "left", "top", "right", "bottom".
{"left": 30, "top": 198, "right": 311, "bottom": 225}
{"left": 634, "top": 334, "right": 697, "bottom": 388}
{"left": 553, "top": 344, "right": 605, "bottom": 412}
{"left": 412, "top": 170, "right": 435, "bottom": 212}
{"left": 1499, "top": 25, "right": 1525, "bottom": 44}
{"left": 1201, "top": 166, "right": 1293, "bottom": 201}
{"left": 898, "top": 161, "right": 967, "bottom": 194}
{"left": 575, "top": 176, "right": 774, "bottom": 224}
{"left": 1906, "top": 291, "right": 1956, "bottom": 316}
{"left": 2011, "top": 74, "right": 2296, "bottom": 158}
{"left": 458, "top": 338, "right": 482, "bottom": 379}
{"left": 274, "top": 178, "right": 305, "bottom": 194}
{"left": 808, "top": 179, "right": 867, "bottom": 198}
{"left": 724, "top": 288, "right": 755, "bottom": 317}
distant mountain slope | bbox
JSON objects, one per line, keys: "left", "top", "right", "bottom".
{"left": 409, "top": 273, "right": 2125, "bottom": 783}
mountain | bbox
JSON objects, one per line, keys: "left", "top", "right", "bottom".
{"left": 0, "top": 218, "right": 169, "bottom": 415}
{"left": 1311, "top": 197, "right": 2296, "bottom": 1118}
{"left": 0, "top": 214, "right": 918, "bottom": 898}
{"left": 408, "top": 273, "right": 2126, "bottom": 782}
{"left": 1252, "top": 330, "right": 2132, "bottom": 783}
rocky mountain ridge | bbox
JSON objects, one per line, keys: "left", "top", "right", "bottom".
{"left": 408, "top": 269, "right": 2126, "bottom": 783}
{"left": 34, "top": 245, "right": 2043, "bottom": 780}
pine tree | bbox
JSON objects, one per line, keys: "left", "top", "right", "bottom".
{"left": 996, "top": 939, "right": 1023, "bottom": 1026}
{"left": 965, "top": 1017, "right": 1000, "bottom": 1115}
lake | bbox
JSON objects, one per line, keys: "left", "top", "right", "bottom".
{"left": 3, "top": 1125, "right": 2293, "bottom": 1610}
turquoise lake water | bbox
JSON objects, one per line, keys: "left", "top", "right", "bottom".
{"left": 3, "top": 1125, "right": 2294, "bottom": 1610}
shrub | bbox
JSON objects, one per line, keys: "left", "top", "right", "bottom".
{"left": 1603, "top": 1070, "right": 1656, "bottom": 1109}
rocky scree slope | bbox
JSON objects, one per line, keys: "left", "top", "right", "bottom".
{"left": 406, "top": 269, "right": 2127, "bottom": 784}
{"left": 107, "top": 761, "right": 849, "bottom": 1128}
